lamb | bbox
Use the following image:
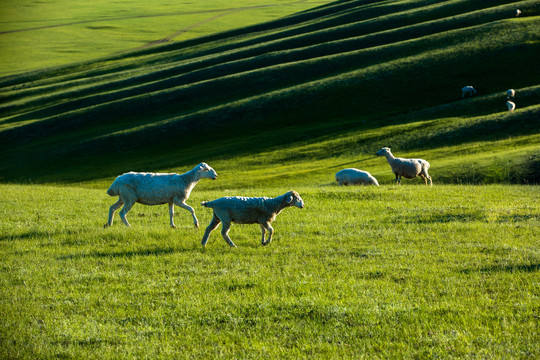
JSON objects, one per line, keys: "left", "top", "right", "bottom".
{"left": 506, "top": 100, "right": 516, "bottom": 112}
{"left": 200, "top": 191, "right": 304, "bottom": 248}
{"left": 376, "top": 147, "right": 432, "bottom": 186}
{"left": 506, "top": 89, "right": 515, "bottom": 100}
{"left": 461, "top": 86, "right": 477, "bottom": 98}
{"left": 104, "top": 162, "right": 217, "bottom": 228}
{"left": 336, "top": 168, "right": 379, "bottom": 186}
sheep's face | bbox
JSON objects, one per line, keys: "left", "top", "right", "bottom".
{"left": 285, "top": 191, "right": 304, "bottom": 209}
{"left": 377, "top": 147, "right": 391, "bottom": 157}
{"left": 198, "top": 163, "right": 218, "bottom": 180}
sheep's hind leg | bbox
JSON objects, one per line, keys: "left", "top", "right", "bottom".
{"left": 168, "top": 203, "right": 176, "bottom": 229}
{"left": 220, "top": 221, "right": 237, "bottom": 248}
{"left": 261, "top": 222, "right": 274, "bottom": 246}
{"left": 104, "top": 199, "right": 123, "bottom": 228}
{"left": 201, "top": 214, "right": 221, "bottom": 247}
{"left": 175, "top": 199, "right": 199, "bottom": 228}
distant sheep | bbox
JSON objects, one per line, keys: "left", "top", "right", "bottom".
{"left": 515, "top": 9, "right": 521, "bottom": 17}
{"left": 200, "top": 191, "right": 304, "bottom": 247}
{"left": 336, "top": 168, "right": 379, "bottom": 186}
{"left": 506, "top": 89, "right": 515, "bottom": 100}
{"left": 104, "top": 163, "right": 217, "bottom": 228}
{"left": 506, "top": 100, "right": 516, "bottom": 112}
{"left": 376, "top": 147, "right": 432, "bottom": 186}
{"left": 461, "top": 86, "right": 477, "bottom": 98}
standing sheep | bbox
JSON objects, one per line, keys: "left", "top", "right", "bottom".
{"left": 506, "top": 89, "right": 515, "bottom": 100}
{"left": 336, "top": 168, "right": 379, "bottom": 186}
{"left": 376, "top": 147, "right": 432, "bottom": 186}
{"left": 104, "top": 162, "right": 217, "bottom": 228}
{"left": 461, "top": 86, "right": 477, "bottom": 98}
{"left": 200, "top": 191, "right": 304, "bottom": 248}
{"left": 506, "top": 100, "right": 516, "bottom": 112}
{"left": 515, "top": 9, "right": 521, "bottom": 17}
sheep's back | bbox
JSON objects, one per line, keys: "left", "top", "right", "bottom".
{"left": 206, "top": 197, "right": 275, "bottom": 224}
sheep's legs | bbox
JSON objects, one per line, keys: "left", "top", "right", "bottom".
{"left": 261, "top": 222, "right": 274, "bottom": 246}
{"left": 174, "top": 199, "right": 199, "bottom": 228}
{"left": 395, "top": 174, "right": 401, "bottom": 185}
{"left": 220, "top": 221, "right": 237, "bottom": 248}
{"left": 201, "top": 214, "right": 221, "bottom": 247}
{"left": 104, "top": 199, "right": 123, "bottom": 228}
{"left": 168, "top": 203, "right": 177, "bottom": 228}
{"left": 119, "top": 200, "right": 135, "bottom": 227}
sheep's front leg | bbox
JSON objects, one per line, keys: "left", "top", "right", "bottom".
{"left": 221, "top": 221, "right": 237, "bottom": 248}
{"left": 168, "top": 203, "right": 176, "bottom": 229}
{"left": 261, "top": 222, "right": 274, "bottom": 246}
{"left": 104, "top": 199, "right": 123, "bottom": 228}
{"left": 174, "top": 198, "right": 199, "bottom": 228}
{"left": 259, "top": 224, "right": 266, "bottom": 245}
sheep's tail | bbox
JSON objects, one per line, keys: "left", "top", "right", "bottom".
{"left": 106, "top": 179, "right": 120, "bottom": 197}
{"left": 201, "top": 201, "right": 211, "bottom": 208}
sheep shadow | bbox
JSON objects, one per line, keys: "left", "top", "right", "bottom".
{"left": 460, "top": 263, "right": 540, "bottom": 274}
{"left": 57, "top": 246, "right": 191, "bottom": 260}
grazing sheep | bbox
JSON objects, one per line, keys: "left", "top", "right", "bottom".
{"left": 506, "top": 100, "right": 516, "bottom": 112}
{"left": 200, "top": 191, "right": 304, "bottom": 248}
{"left": 376, "top": 147, "right": 432, "bottom": 186}
{"left": 336, "top": 168, "right": 379, "bottom": 186}
{"left": 461, "top": 86, "right": 477, "bottom": 98}
{"left": 104, "top": 162, "right": 217, "bottom": 228}
{"left": 515, "top": 9, "right": 521, "bottom": 17}
{"left": 506, "top": 89, "right": 515, "bottom": 100}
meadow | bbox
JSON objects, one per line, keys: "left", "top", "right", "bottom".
{"left": 1, "top": 182, "right": 539, "bottom": 359}
{"left": 0, "top": 0, "right": 333, "bottom": 76}
{"left": 1, "top": 0, "right": 539, "bottom": 358}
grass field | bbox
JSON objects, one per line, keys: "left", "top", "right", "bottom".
{"left": 1, "top": 183, "right": 539, "bottom": 358}
{"left": 0, "top": 0, "right": 333, "bottom": 76}
{"left": 1, "top": 0, "right": 539, "bottom": 357}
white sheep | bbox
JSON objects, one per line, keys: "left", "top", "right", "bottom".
{"left": 200, "top": 191, "right": 304, "bottom": 248}
{"left": 515, "top": 9, "right": 521, "bottom": 17}
{"left": 376, "top": 147, "right": 432, "bottom": 186}
{"left": 461, "top": 86, "right": 477, "bottom": 98}
{"left": 336, "top": 168, "right": 379, "bottom": 186}
{"left": 506, "top": 100, "right": 516, "bottom": 112}
{"left": 104, "top": 162, "right": 217, "bottom": 228}
{"left": 506, "top": 89, "right": 515, "bottom": 100}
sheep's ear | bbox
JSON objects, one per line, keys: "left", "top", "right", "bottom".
{"left": 286, "top": 194, "right": 294, "bottom": 204}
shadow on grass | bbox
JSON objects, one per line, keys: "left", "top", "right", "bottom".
{"left": 57, "top": 246, "right": 189, "bottom": 260}
{"left": 461, "top": 263, "right": 540, "bottom": 274}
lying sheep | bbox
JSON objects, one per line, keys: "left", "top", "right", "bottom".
{"left": 376, "top": 147, "right": 432, "bottom": 186}
{"left": 506, "top": 89, "right": 515, "bottom": 99}
{"left": 461, "top": 86, "right": 477, "bottom": 98}
{"left": 506, "top": 100, "right": 516, "bottom": 112}
{"left": 104, "top": 162, "right": 217, "bottom": 228}
{"left": 336, "top": 168, "right": 379, "bottom": 186}
{"left": 200, "top": 191, "right": 304, "bottom": 248}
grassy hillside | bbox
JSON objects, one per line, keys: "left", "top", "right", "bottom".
{"left": 0, "top": 0, "right": 539, "bottom": 184}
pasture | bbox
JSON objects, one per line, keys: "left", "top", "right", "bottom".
{"left": 0, "top": 0, "right": 333, "bottom": 76}
{"left": 1, "top": 182, "right": 538, "bottom": 358}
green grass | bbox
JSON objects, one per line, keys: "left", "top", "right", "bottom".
{"left": 0, "top": 0, "right": 333, "bottom": 76}
{"left": 1, "top": 183, "right": 538, "bottom": 358}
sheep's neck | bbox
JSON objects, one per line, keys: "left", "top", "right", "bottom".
{"left": 264, "top": 194, "right": 289, "bottom": 215}
{"left": 179, "top": 168, "right": 200, "bottom": 199}
{"left": 384, "top": 153, "right": 397, "bottom": 166}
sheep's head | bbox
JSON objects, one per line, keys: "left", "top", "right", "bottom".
{"left": 285, "top": 190, "right": 304, "bottom": 209}
{"left": 376, "top": 147, "right": 391, "bottom": 157}
{"left": 197, "top": 162, "right": 218, "bottom": 180}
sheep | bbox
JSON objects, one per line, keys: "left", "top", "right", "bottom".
{"left": 506, "top": 89, "right": 515, "bottom": 100}
{"left": 336, "top": 168, "right": 379, "bottom": 186}
{"left": 376, "top": 147, "right": 432, "bottom": 186}
{"left": 461, "top": 86, "right": 477, "bottom": 98}
{"left": 515, "top": 9, "right": 521, "bottom": 17}
{"left": 104, "top": 162, "right": 217, "bottom": 228}
{"left": 506, "top": 100, "right": 516, "bottom": 112}
{"left": 200, "top": 191, "right": 304, "bottom": 248}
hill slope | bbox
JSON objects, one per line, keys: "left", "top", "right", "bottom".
{"left": 0, "top": 0, "right": 539, "bottom": 184}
